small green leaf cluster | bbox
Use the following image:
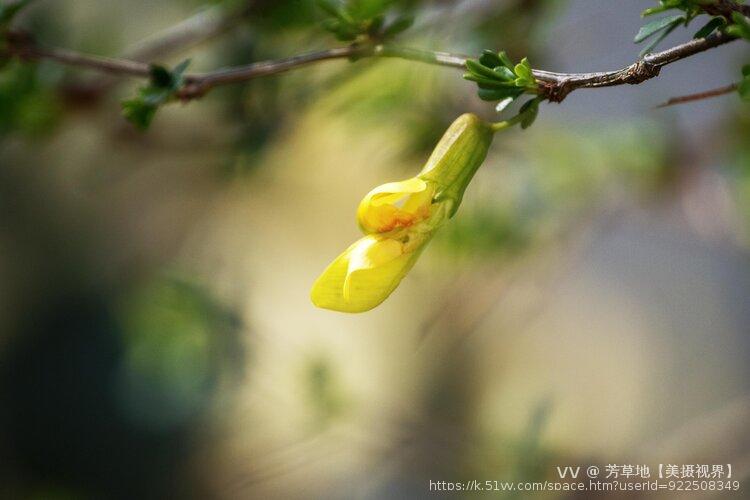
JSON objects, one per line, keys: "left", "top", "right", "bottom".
{"left": 640, "top": 2, "right": 750, "bottom": 104}
{"left": 695, "top": 9, "right": 750, "bottom": 41}
{"left": 636, "top": 1, "right": 750, "bottom": 55}
{"left": 464, "top": 51, "right": 540, "bottom": 129}
{"left": 463, "top": 50, "right": 537, "bottom": 104}
{"left": 315, "top": 0, "right": 413, "bottom": 42}
{"left": 121, "top": 60, "right": 190, "bottom": 131}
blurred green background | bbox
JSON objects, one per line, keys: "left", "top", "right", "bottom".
{"left": 0, "top": 0, "right": 749, "bottom": 498}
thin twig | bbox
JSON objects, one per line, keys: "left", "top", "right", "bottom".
{"left": 178, "top": 44, "right": 469, "bottom": 97}
{"left": 533, "top": 32, "right": 736, "bottom": 102}
{"left": 656, "top": 82, "right": 739, "bottom": 108}
{"left": 8, "top": 34, "right": 153, "bottom": 77}
{"left": 179, "top": 45, "right": 367, "bottom": 97}
{"left": 3, "top": 29, "right": 740, "bottom": 103}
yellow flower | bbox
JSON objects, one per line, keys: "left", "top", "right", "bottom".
{"left": 356, "top": 177, "right": 434, "bottom": 233}
{"left": 312, "top": 178, "right": 444, "bottom": 313}
{"left": 311, "top": 113, "right": 495, "bottom": 313}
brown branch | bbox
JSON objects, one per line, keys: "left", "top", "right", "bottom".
{"left": 534, "top": 32, "right": 737, "bottom": 102}
{"left": 656, "top": 82, "right": 739, "bottom": 108}
{"left": 2, "top": 27, "right": 740, "bottom": 104}
{"left": 178, "top": 45, "right": 368, "bottom": 98}
{"left": 6, "top": 32, "right": 153, "bottom": 77}
{"left": 177, "top": 44, "right": 468, "bottom": 98}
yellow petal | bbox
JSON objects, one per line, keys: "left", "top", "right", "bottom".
{"left": 311, "top": 235, "right": 429, "bottom": 313}
{"left": 356, "top": 177, "right": 433, "bottom": 233}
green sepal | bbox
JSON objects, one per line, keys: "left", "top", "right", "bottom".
{"left": 418, "top": 113, "right": 495, "bottom": 217}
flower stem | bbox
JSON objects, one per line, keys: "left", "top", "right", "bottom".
{"left": 489, "top": 113, "right": 525, "bottom": 132}
{"left": 488, "top": 96, "right": 541, "bottom": 133}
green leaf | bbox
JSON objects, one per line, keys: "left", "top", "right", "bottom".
{"left": 463, "top": 73, "right": 517, "bottom": 88}
{"left": 465, "top": 59, "right": 502, "bottom": 80}
{"left": 732, "top": 11, "right": 750, "bottom": 29}
{"left": 479, "top": 50, "right": 501, "bottom": 69}
{"left": 367, "top": 14, "right": 385, "bottom": 35}
{"left": 121, "top": 98, "right": 157, "bottom": 131}
{"left": 0, "top": 61, "right": 62, "bottom": 136}
{"left": 514, "top": 57, "right": 533, "bottom": 80}
{"left": 121, "top": 60, "right": 190, "bottom": 131}
{"left": 739, "top": 79, "right": 750, "bottom": 101}
{"left": 321, "top": 17, "right": 342, "bottom": 32}
{"left": 477, "top": 88, "right": 505, "bottom": 101}
{"left": 479, "top": 82, "right": 522, "bottom": 90}
{"left": 492, "top": 65, "right": 515, "bottom": 81}
{"left": 348, "top": 0, "right": 390, "bottom": 21}
{"left": 467, "top": 50, "right": 536, "bottom": 103}
{"left": 729, "top": 11, "right": 750, "bottom": 40}
{"left": 317, "top": 0, "right": 361, "bottom": 39}
{"left": 639, "top": 21, "right": 680, "bottom": 56}
{"left": 642, "top": 5, "right": 670, "bottom": 17}
{"left": 497, "top": 51, "right": 514, "bottom": 70}
{"left": 321, "top": 17, "right": 360, "bottom": 41}
{"left": 512, "top": 58, "right": 536, "bottom": 88}
{"left": 740, "top": 64, "right": 750, "bottom": 101}
{"left": 513, "top": 77, "right": 532, "bottom": 88}
{"left": 477, "top": 87, "right": 523, "bottom": 101}
{"left": 693, "top": 17, "right": 724, "bottom": 39}
{"left": 172, "top": 59, "right": 191, "bottom": 78}
{"left": 149, "top": 65, "right": 173, "bottom": 88}
{"left": 519, "top": 98, "right": 539, "bottom": 129}
{"left": 634, "top": 14, "right": 685, "bottom": 43}
{"left": 333, "top": 30, "right": 358, "bottom": 41}
{"left": 642, "top": 0, "right": 696, "bottom": 17}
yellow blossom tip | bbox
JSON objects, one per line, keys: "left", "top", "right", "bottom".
{"left": 311, "top": 235, "right": 429, "bottom": 313}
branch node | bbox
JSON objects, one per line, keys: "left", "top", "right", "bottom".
{"left": 176, "top": 80, "right": 209, "bottom": 101}
{"left": 628, "top": 59, "right": 660, "bottom": 84}
{"left": 539, "top": 78, "right": 572, "bottom": 103}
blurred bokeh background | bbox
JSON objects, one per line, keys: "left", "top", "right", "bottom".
{"left": 0, "top": 0, "right": 749, "bottom": 498}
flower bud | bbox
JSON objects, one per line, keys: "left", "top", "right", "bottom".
{"left": 311, "top": 113, "right": 496, "bottom": 313}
